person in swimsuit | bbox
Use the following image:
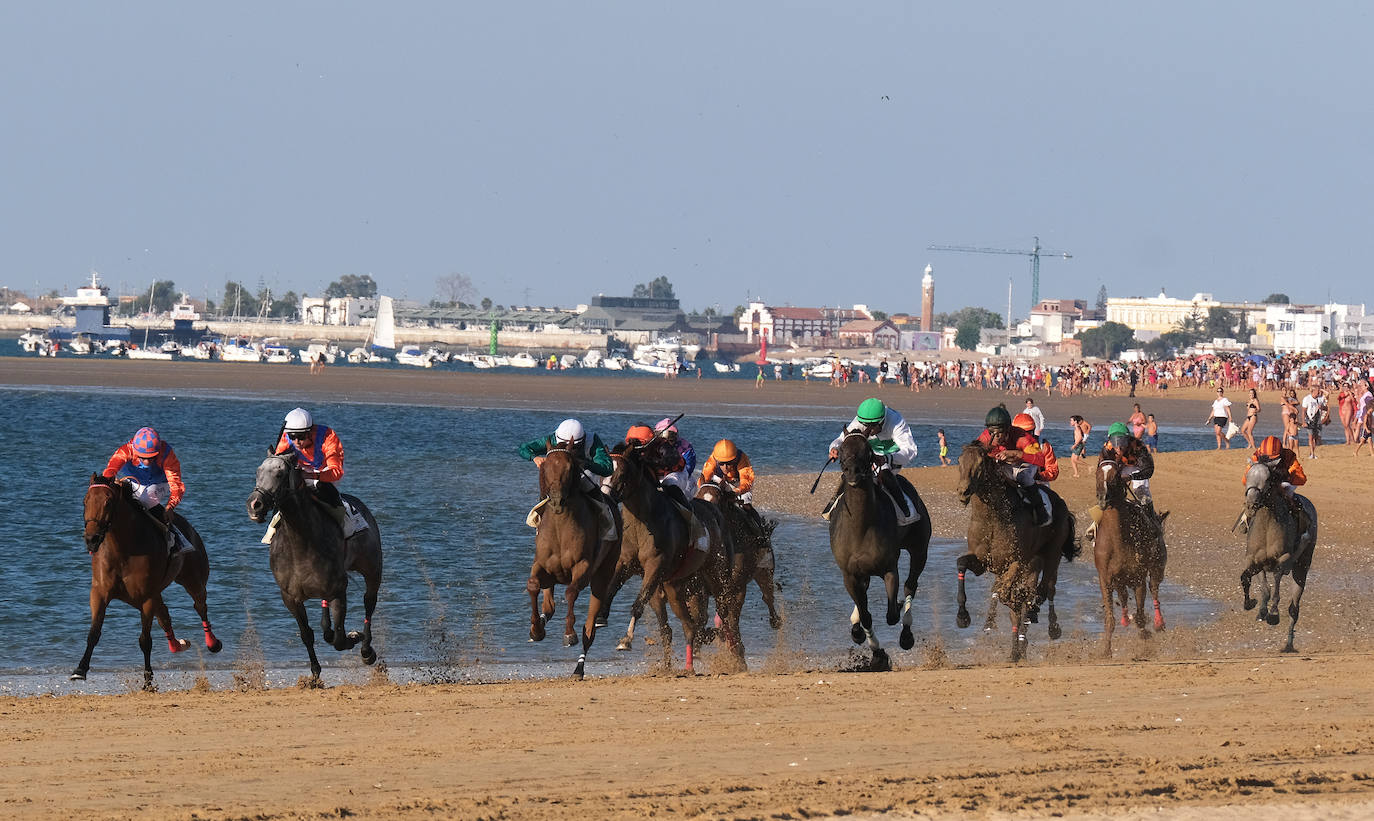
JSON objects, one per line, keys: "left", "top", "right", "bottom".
{"left": 1240, "top": 388, "right": 1261, "bottom": 450}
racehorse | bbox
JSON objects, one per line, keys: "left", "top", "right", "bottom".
{"left": 955, "top": 442, "right": 1078, "bottom": 662}
{"left": 827, "top": 431, "right": 931, "bottom": 670}
{"left": 605, "top": 443, "right": 746, "bottom": 672}
{"left": 528, "top": 447, "right": 621, "bottom": 679}
{"left": 696, "top": 478, "right": 782, "bottom": 630}
{"left": 1093, "top": 456, "right": 1169, "bottom": 657}
{"left": 1241, "top": 459, "right": 1317, "bottom": 652}
{"left": 74, "top": 475, "right": 222, "bottom": 688}
{"left": 246, "top": 451, "right": 383, "bottom": 682}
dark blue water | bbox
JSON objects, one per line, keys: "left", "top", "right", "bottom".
{"left": 0, "top": 368, "right": 1224, "bottom": 693}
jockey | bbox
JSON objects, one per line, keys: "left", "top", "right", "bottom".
{"left": 975, "top": 405, "right": 1051, "bottom": 525}
{"left": 519, "top": 418, "right": 618, "bottom": 543}
{"left": 1085, "top": 421, "right": 1158, "bottom": 542}
{"left": 653, "top": 418, "right": 696, "bottom": 496}
{"left": 101, "top": 426, "right": 191, "bottom": 554}
{"left": 1242, "top": 435, "right": 1308, "bottom": 534}
{"left": 699, "top": 438, "right": 766, "bottom": 528}
{"left": 827, "top": 397, "right": 919, "bottom": 518}
{"left": 273, "top": 407, "right": 351, "bottom": 536}
{"left": 626, "top": 423, "right": 709, "bottom": 551}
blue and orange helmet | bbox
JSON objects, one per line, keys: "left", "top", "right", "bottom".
{"left": 131, "top": 427, "right": 161, "bottom": 458}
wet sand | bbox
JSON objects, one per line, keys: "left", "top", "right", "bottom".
{"left": 4, "top": 358, "right": 1373, "bottom": 820}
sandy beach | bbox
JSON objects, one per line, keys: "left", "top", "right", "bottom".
{"left": 4, "top": 358, "right": 1373, "bottom": 820}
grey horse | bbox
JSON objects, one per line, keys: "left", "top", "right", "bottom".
{"left": 1240, "top": 459, "right": 1317, "bottom": 653}
{"left": 247, "top": 452, "right": 383, "bottom": 681}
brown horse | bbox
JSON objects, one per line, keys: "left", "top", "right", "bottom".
{"left": 696, "top": 478, "right": 782, "bottom": 630}
{"left": 828, "top": 431, "right": 931, "bottom": 670}
{"left": 527, "top": 448, "right": 621, "bottom": 679}
{"left": 1241, "top": 459, "right": 1318, "bottom": 652}
{"left": 74, "top": 475, "right": 222, "bottom": 688}
{"left": 1093, "top": 456, "right": 1169, "bottom": 657}
{"left": 605, "top": 443, "right": 746, "bottom": 672}
{"left": 955, "top": 442, "right": 1078, "bottom": 662}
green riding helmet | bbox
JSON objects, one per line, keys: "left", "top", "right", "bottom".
{"left": 984, "top": 405, "right": 1013, "bottom": 428}
{"left": 1107, "top": 422, "right": 1130, "bottom": 437}
{"left": 857, "top": 397, "right": 886, "bottom": 425}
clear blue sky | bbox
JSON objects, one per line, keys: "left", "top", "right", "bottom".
{"left": 3, "top": 3, "right": 1370, "bottom": 319}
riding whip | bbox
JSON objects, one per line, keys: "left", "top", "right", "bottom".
{"left": 809, "top": 457, "right": 836, "bottom": 494}
{"left": 642, "top": 412, "right": 687, "bottom": 447}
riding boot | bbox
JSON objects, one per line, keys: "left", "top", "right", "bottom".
{"left": 327, "top": 502, "right": 348, "bottom": 536}
{"left": 145, "top": 504, "right": 176, "bottom": 553}
{"left": 663, "top": 484, "right": 707, "bottom": 551}
{"left": 1019, "top": 486, "right": 1049, "bottom": 526}
{"left": 879, "top": 470, "right": 911, "bottom": 518}
{"left": 821, "top": 486, "right": 842, "bottom": 520}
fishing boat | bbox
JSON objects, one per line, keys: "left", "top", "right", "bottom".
{"left": 713, "top": 361, "right": 740, "bottom": 373}
{"left": 394, "top": 344, "right": 435, "bottom": 367}
{"left": 508, "top": 351, "right": 538, "bottom": 368}
{"left": 297, "top": 338, "right": 341, "bottom": 365}
{"left": 219, "top": 337, "right": 263, "bottom": 362}
{"left": 471, "top": 354, "right": 496, "bottom": 369}
{"left": 261, "top": 339, "right": 294, "bottom": 364}
{"left": 581, "top": 349, "right": 604, "bottom": 368}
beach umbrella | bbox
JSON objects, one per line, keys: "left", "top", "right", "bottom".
{"left": 1299, "top": 359, "right": 1327, "bottom": 371}
{"left": 1244, "top": 353, "right": 1270, "bottom": 365}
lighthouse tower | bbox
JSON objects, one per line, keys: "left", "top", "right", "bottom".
{"left": 920, "top": 264, "right": 934, "bottom": 332}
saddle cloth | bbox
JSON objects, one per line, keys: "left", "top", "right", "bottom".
{"left": 260, "top": 499, "right": 368, "bottom": 545}
{"left": 877, "top": 483, "right": 923, "bottom": 527}
{"left": 526, "top": 496, "right": 619, "bottom": 542}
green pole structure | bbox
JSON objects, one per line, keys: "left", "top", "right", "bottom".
{"left": 489, "top": 317, "right": 499, "bottom": 356}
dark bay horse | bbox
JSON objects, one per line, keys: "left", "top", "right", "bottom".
{"left": 1093, "top": 456, "right": 1169, "bottom": 657}
{"left": 606, "top": 444, "right": 746, "bottom": 672}
{"left": 827, "top": 431, "right": 931, "bottom": 670}
{"left": 528, "top": 448, "right": 621, "bottom": 679}
{"left": 955, "top": 442, "right": 1078, "bottom": 662}
{"left": 247, "top": 452, "right": 383, "bottom": 682}
{"left": 696, "top": 478, "right": 782, "bottom": 630}
{"left": 1241, "top": 460, "right": 1318, "bottom": 652}
{"left": 74, "top": 475, "right": 222, "bottom": 688}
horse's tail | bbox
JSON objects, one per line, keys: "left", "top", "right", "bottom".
{"left": 1060, "top": 509, "right": 1080, "bottom": 563}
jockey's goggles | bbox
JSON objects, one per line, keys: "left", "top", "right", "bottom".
{"left": 287, "top": 430, "right": 313, "bottom": 441}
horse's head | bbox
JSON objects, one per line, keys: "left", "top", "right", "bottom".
{"left": 1096, "top": 456, "right": 1126, "bottom": 509}
{"left": 83, "top": 474, "right": 119, "bottom": 553}
{"left": 247, "top": 451, "right": 301, "bottom": 523}
{"left": 695, "top": 476, "right": 731, "bottom": 506}
{"left": 606, "top": 441, "right": 651, "bottom": 502}
{"left": 1244, "top": 459, "right": 1275, "bottom": 511}
{"left": 539, "top": 447, "right": 578, "bottom": 513}
{"left": 837, "top": 431, "right": 873, "bottom": 489}
{"left": 956, "top": 442, "right": 991, "bottom": 505}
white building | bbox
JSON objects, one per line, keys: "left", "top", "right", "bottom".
{"left": 302, "top": 296, "right": 370, "bottom": 325}
{"left": 1027, "top": 298, "right": 1086, "bottom": 343}
{"left": 1252, "top": 303, "right": 1374, "bottom": 354}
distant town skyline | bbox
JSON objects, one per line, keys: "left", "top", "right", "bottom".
{"left": 3, "top": 4, "right": 1370, "bottom": 318}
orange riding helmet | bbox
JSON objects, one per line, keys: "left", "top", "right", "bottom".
{"left": 711, "top": 439, "right": 739, "bottom": 462}
{"left": 1012, "top": 413, "right": 1036, "bottom": 432}
{"left": 625, "top": 425, "right": 654, "bottom": 445}
{"left": 1256, "top": 435, "right": 1282, "bottom": 460}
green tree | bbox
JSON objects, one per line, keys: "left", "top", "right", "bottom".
{"left": 933, "top": 306, "right": 1003, "bottom": 330}
{"left": 632, "top": 276, "right": 675, "bottom": 299}
{"left": 268, "top": 290, "right": 299, "bottom": 318}
{"left": 1262, "top": 293, "right": 1291, "bottom": 304}
{"left": 223, "top": 281, "right": 253, "bottom": 317}
{"left": 122, "top": 280, "right": 177, "bottom": 315}
{"left": 1320, "top": 339, "right": 1343, "bottom": 354}
{"left": 480, "top": 297, "right": 493, "bottom": 311}
{"left": 1235, "top": 311, "right": 1250, "bottom": 341}
{"left": 1095, "top": 285, "right": 1108, "bottom": 313}
{"left": 436, "top": 272, "right": 475, "bottom": 306}
{"left": 325, "top": 274, "right": 378, "bottom": 299}
{"left": 1078, "top": 321, "right": 1136, "bottom": 358}
{"left": 1142, "top": 337, "right": 1171, "bottom": 359}
{"left": 732, "top": 304, "right": 746, "bottom": 323}
{"left": 954, "top": 321, "right": 981, "bottom": 350}
{"left": 870, "top": 310, "right": 889, "bottom": 321}
{"left": 1204, "top": 307, "right": 1236, "bottom": 340}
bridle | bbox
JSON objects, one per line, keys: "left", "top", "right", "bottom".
{"left": 838, "top": 430, "right": 873, "bottom": 488}
{"left": 252, "top": 452, "right": 302, "bottom": 513}
{"left": 84, "top": 483, "right": 116, "bottom": 553}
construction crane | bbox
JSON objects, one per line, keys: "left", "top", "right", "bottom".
{"left": 927, "top": 236, "right": 1071, "bottom": 307}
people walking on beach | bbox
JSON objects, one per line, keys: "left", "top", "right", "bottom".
{"left": 1144, "top": 414, "right": 1159, "bottom": 453}
{"left": 1337, "top": 382, "right": 1356, "bottom": 444}
{"left": 1353, "top": 381, "right": 1374, "bottom": 456}
{"left": 1241, "top": 388, "right": 1261, "bottom": 450}
{"left": 1128, "top": 403, "right": 1147, "bottom": 438}
{"left": 756, "top": 364, "right": 765, "bottom": 389}
{"left": 937, "top": 428, "right": 953, "bottom": 466}
{"left": 1068, "top": 415, "right": 1091, "bottom": 477}
{"left": 1301, "top": 385, "right": 1328, "bottom": 458}
{"left": 1281, "top": 389, "right": 1301, "bottom": 451}
{"left": 101, "top": 426, "right": 191, "bottom": 556}
{"left": 1208, "top": 387, "right": 1233, "bottom": 449}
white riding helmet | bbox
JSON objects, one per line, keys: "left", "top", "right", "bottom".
{"left": 284, "top": 407, "right": 313, "bottom": 433}
{"left": 555, "top": 418, "right": 585, "bottom": 444}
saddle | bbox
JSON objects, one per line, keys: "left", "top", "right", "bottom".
{"left": 876, "top": 479, "right": 923, "bottom": 526}
{"left": 526, "top": 490, "right": 619, "bottom": 542}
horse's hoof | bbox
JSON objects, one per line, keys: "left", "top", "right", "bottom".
{"left": 899, "top": 627, "right": 915, "bottom": 651}
{"left": 361, "top": 646, "right": 378, "bottom": 665}
{"left": 207, "top": 638, "right": 223, "bottom": 653}
{"left": 530, "top": 627, "right": 545, "bottom": 643}
{"left": 1243, "top": 598, "right": 1257, "bottom": 611}
{"left": 1028, "top": 607, "right": 1040, "bottom": 624}
{"left": 870, "top": 649, "right": 891, "bottom": 672}
{"left": 850, "top": 623, "right": 866, "bottom": 645}
{"left": 572, "top": 667, "right": 585, "bottom": 681}
{"left": 1266, "top": 612, "right": 1281, "bottom": 626}
{"left": 615, "top": 637, "right": 632, "bottom": 652}
{"left": 168, "top": 638, "right": 189, "bottom": 653}
{"left": 563, "top": 633, "right": 577, "bottom": 648}
{"left": 1281, "top": 644, "right": 1297, "bottom": 654}
{"left": 956, "top": 611, "right": 971, "bottom": 629}
{"left": 69, "top": 670, "right": 86, "bottom": 681}
{"left": 1048, "top": 622, "right": 1063, "bottom": 640}
{"left": 322, "top": 629, "right": 336, "bottom": 645}
{"left": 769, "top": 614, "right": 783, "bottom": 630}
{"left": 1154, "top": 617, "right": 1166, "bottom": 632}
{"left": 593, "top": 616, "right": 608, "bottom": 628}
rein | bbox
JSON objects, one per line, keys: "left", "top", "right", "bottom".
{"left": 254, "top": 453, "right": 302, "bottom": 512}
{"left": 83, "top": 484, "right": 116, "bottom": 553}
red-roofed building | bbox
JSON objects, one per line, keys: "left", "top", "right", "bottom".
{"left": 739, "top": 301, "right": 873, "bottom": 344}
{"left": 836, "top": 319, "right": 899, "bottom": 349}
